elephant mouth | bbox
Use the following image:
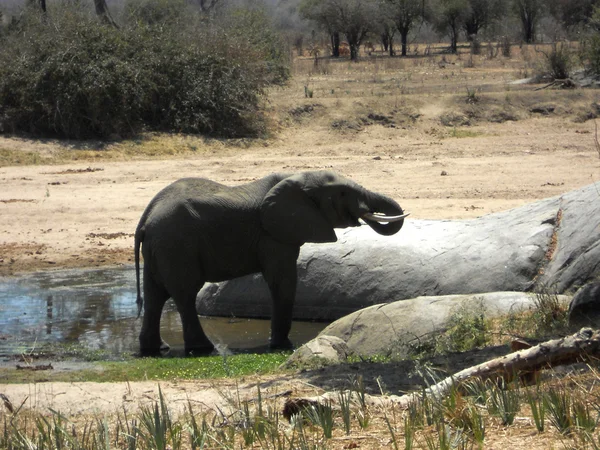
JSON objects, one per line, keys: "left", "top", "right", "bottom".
{"left": 362, "top": 212, "right": 409, "bottom": 223}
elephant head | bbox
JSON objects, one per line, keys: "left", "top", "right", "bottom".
{"left": 260, "top": 170, "right": 407, "bottom": 245}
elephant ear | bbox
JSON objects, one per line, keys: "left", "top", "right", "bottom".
{"left": 260, "top": 176, "right": 337, "bottom": 245}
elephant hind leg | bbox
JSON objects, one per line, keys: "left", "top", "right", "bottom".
{"left": 139, "top": 274, "right": 170, "bottom": 356}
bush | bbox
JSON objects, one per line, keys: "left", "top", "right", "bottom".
{"left": 0, "top": 1, "right": 289, "bottom": 139}
{"left": 540, "top": 42, "right": 574, "bottom": 80}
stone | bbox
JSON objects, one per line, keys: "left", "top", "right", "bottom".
{"left": 197, "top": 183, "right": 600, "bottom": 321}
{"left": 568, "top": 281, "right": 600, "bottom": 328}
{"left": 282, "top": 335, "right": 351, "bottom": 368}
{"left": 317, "top": 292, "right": 570, "bottom": 358}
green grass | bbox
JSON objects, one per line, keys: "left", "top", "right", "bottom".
{"left": 450, "top": 128, "right": 483, "bottom": 138}
{"left": 0, "top": 352, "right": 291, "bottom": 383}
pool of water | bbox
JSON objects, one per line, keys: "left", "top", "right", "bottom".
{"left": 0, "top": 267, "right": 328, "bottom": 356}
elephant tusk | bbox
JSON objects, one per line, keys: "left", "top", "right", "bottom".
{"left": 362, "top": 212, "right": 409, "bottom": 223}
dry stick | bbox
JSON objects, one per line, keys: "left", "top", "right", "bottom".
{"left": 594, "top": 120, "right": 600, "bottom": 159}
{"left": 283, "top": 328, "right": 600, "bottom": 416}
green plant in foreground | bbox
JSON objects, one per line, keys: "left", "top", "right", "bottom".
{"left": 137, "top": 386, "right": 182, "bottom": 450}
{"left": 337, "top": 390, "right": 352, "bottom": 435}
{"left": 488, "top": 381, "right": 520, "bottom": 426}
{"left": 303, "top": 401, "right": 334, "bottom": 439}
{"left": 525, "top": 386, "right": 546, "bottom": 432}
{"left": 544, "top": 389, "right": 573, "bottom": 435}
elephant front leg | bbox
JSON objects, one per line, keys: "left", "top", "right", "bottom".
{"left": 260, "top": 239, "right": 300, "bottom": 350}
{"left": 174, "top": 294, "right": 215, "bottom": 356}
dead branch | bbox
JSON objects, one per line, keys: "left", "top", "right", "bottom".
{"left": 534, "top": 79, "right": 576, "bottom": 90}
{"left": 283, "top": 328, "right": 600, "bottom": 416}
{"left": 16, "top": 363, "right": 53, "bottom": 371}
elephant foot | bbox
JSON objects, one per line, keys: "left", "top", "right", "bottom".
{"left": 269, "top": 337, "right": 294, "bottom": 351}
{"left": 185, "top": 343, "right": 215, "bottom": 357}
{"left": 139, "top": 339, "right": 171, "bottom": 357}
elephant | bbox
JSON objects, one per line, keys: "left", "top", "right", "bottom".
{"left": 134, "top": 170, "right": 407, "bottom": 356}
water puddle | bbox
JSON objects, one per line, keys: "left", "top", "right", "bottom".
{"left": 0, "top": 267, "right": 328, "bottom": 357}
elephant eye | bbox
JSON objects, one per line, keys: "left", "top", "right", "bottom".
{"left": 339, "top": 190, "right": 346, "bottom": 197}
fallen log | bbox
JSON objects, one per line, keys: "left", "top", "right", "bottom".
{"left": 283, "top": 328, "right": 600, "bottom": 417}
{"left": 16, "top": 363, "right": 53, "bottom": 371}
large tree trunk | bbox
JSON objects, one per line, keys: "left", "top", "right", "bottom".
{"left": 283, "top": 328, "right": 600, "bottom": 415}
{"left": 94, "top": 0, "right": 118, "bottom": 27}
{"left": 400, "top": 30, "right": 408, "bottom": 56}
{"left": 349, "top": 42, "right": 359, "bottom": 61}
{"left": 28, "top": 0, "right": 46, "bottom": 13}
{"left": 331, "top": 32, "right": 340, "bottom": 58}
{"left": 381, "top": 33, "right": 389, "bottom": 52}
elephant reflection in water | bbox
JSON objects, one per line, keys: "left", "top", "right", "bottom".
{"left": 135, "top": 170, "right": 407, "bottom": 356}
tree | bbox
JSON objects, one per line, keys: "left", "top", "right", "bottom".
{"left": 195, "top": 0, "right": 220, "bottom": 12}
{"left": 93, "top": 0, "right": 118, "bottom": 27}
{"left": 27, "top": 0, "right": 46, "bottom": 14}
{"left": 328, "top": 0, "right": 376, "bottom": 60}
{"left": 299, "top": 0, "right": 341, "bottom": 57}
{"left": 547, "top": 0, "right": 597, "bottom": 31}
{"left": 513, "top": 0, "right": 543, "bottom": 43}
{"left": 463, "top": 0, "right": 506, "bottom": 40}
{"left": 385, "top": 0, "right": 429, "bottom": 56}
{"left": 301, "top": 0, "right": 376, "bottom": 60}
{"left": 435, "top": 0, "right": 470, "bottom": 53}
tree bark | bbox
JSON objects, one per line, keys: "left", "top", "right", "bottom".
{"left": 283, "top": 328, "right": 600, "bottom": 416}
{"left": 331, "top": 32, "right": 340, "bottom": 58}
{"left": 94, "top": 0, "right": 118, "bottom": 28}
{"left": 400, "top": 30, "right": 408, "bottom": 56}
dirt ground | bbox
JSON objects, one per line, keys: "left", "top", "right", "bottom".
{"left": 1, "top": 49, "right": 600, "bottom": 446}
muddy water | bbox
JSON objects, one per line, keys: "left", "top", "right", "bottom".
{"left": 0, "top": 267, "right": 327, "bottom": 356}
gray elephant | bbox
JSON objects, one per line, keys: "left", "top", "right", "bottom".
{"left": 134, "top": 170, "right": 407, "bottom": 356}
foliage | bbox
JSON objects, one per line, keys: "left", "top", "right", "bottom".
{"left": 437, "top": 301, "right": 490, "bottom": 354}
{"left": 0, "top": 0, "right": 289, "bottom": 139}
{"left": 513, "top": 0, "right": 544, "bottom": 43}
{"left": 538, "top": 41, "right": 575, "bottom": 79}
{"left": 434, "top": 0, "right": 471, "bottom": 53}
{"left": 385, "top": 0, "right": 431, "bottom": 56}
{"left": 299, "top": 0, "right": 377, "bottom": 60}
{"left": 581, "top": 5, "right": 600, "bottom": 76}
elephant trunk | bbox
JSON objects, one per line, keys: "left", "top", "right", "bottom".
{"left": 360, "top": 191, "right": 406, "bottom": 236}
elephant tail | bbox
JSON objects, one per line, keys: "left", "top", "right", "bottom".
{"left": 134, "top": 226, "right": 144, "bottom": 318}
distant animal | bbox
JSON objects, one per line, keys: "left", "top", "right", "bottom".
{"left": 135, "top": 171, "right": 407, "bottom": 356}
{"left": 363, "top": 41, "right": 375, "bottom": 55}
{"left": 339, "top": 42, "right": 350, "bottom": 57}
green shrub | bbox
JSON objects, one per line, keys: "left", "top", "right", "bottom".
{"left": 0, "top": 1, "right": 289, "bottom": 139}
{"left": 582, "top": 6, "right": 600, "bottom": 77}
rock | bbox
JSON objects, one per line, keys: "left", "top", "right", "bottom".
{"left": 568, "top": 281, "right": 600, "bottom": 328}
{"left": 530, "top": 104, "right": 556, "bottom": 115}
{"left": 282, "top": 335, "right": 351, "bottom": 368}
{"left": 318, "top": 292, "right": 570, "bottom": 358}
{"left": 197, "top": 183, "right": 600, "bottom": 321}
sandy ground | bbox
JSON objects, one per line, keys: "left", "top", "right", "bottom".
{"left": 1, "top": 116, "right": 598, "bottom": 276}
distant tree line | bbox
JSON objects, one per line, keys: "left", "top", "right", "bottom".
{"left": 0, "top": 0, "right": 289, "bottom": 139}
{"left": 297, "top": 0, "right": 599, "bottom": 59}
